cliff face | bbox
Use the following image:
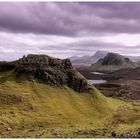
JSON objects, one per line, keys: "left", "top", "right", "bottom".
{"left": 0, "top": 54, "right": 89, "bottom": 92}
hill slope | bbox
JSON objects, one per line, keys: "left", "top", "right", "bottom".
{"left": 90, "top": 53, "right": 138, "bottom": 72}
{"left": 0, "top": 54, "right": 140, "bottom": 138}
{"left": 0, "top": 71, "right": 140, "bottom": 138}
{"left": 0, "top": 71, "right": 119, "bottom": 137}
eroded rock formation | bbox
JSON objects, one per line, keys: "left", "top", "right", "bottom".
{"left": 0, "top": 54, "right": 89, "bottom": 92}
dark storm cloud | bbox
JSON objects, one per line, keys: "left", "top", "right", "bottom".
{"left": 82, "top": 2, "right": 140, "bottom": 20}
{"left": 0, "top": 2, "right": 140, "bottom": 35}
{"left": 0, "top": 3, "right": 75, "bottom": 35}
{"left": 1, "top": 2, "right": 140, "bottom": 61}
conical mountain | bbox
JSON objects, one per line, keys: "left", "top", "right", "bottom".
{"left": 90, "top": 53, "right": 138, "bottom": 72}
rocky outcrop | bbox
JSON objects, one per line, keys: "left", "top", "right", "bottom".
{"left": 0, "top": 61, "right": 16, "bottom": 71}
{"left": 0, "top": 54, "right": 89, "bottom": 92}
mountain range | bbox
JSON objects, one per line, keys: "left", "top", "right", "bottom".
{"left": 70, "top": 51, "right": 108, "bottom": 65}
{"left": 70, "top": 50, "right": 140, "bottom": 66}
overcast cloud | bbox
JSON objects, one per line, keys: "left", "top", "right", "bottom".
{"left": 0, "top": 2, "right": 140, "bottom": 61}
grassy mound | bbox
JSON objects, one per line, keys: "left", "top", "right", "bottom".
{"left": 0, "top": 71, "right": 140, "bottom": 138}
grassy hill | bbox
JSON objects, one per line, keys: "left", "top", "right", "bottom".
{"left": 0, "top": 70, "right": 140, "bottom": 138}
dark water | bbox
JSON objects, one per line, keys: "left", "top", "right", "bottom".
{"left": 88, "top": 71, "right": 107, "bottom": 84}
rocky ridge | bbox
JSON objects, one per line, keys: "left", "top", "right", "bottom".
{"left": 0, "top": 54, "right": 89, "bottom": 92}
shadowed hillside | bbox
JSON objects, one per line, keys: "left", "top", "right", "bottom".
{"left": 90, "top": 53, "right": 138, "bottom": 72}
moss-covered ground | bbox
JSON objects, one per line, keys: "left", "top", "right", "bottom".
{"left": 0, "top": 71, "right": 140, "bottom": 138}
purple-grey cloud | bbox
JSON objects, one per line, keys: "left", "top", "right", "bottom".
{"left": 0, "top": 2, "right": 140, "bottom": 61}
{"left": 0, "top": 2, "right": 140, "bottom": 35}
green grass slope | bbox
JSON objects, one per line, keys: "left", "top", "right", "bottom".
{"left": 0, "top": 71, "right": 140, "bottom": 138}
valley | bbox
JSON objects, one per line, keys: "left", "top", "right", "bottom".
{"left": 0, "top": 54, "right": 140, "bottom": 138}
{"left": 78, "top": 67, "right": 140, "bottom": 101}
{"left": 1, "top": 2, "right": 140, "bottom": 138}
{"left": 77, "top": 51, "right": 140, "bottom": 101}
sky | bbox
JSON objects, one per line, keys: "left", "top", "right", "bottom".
{"left": 1, "top": 2, "right": 140, "bottom": 61}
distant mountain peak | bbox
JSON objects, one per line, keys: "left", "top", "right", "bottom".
{"left": 92, "top": 50, "right": 109, "bottom": 59}
{"left": 91, "top": 52, "right": 138, "bottom": 72}
{"left": 94, "top": 50, "right": 109, "bottom": 55}
{"left": 101, "top": 52, "right": 129, "bottom": 65}
{"left": 70, "top": 50, "right": 109, "bottom": 65}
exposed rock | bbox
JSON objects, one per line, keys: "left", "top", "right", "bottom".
{"left": 6, "top": 127, "right": 12, "bottom": 131}
{"left": 111, "top": 131, "right": 116, "bottom": 137}
{"left": 119, "top": 133, "right": 138, "bottom": 138}
{"left": 0, "top": 54, "right": 89, "bottom": 92}
{"left": 0, "top": 61, "right": 16, "bottom": 72}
